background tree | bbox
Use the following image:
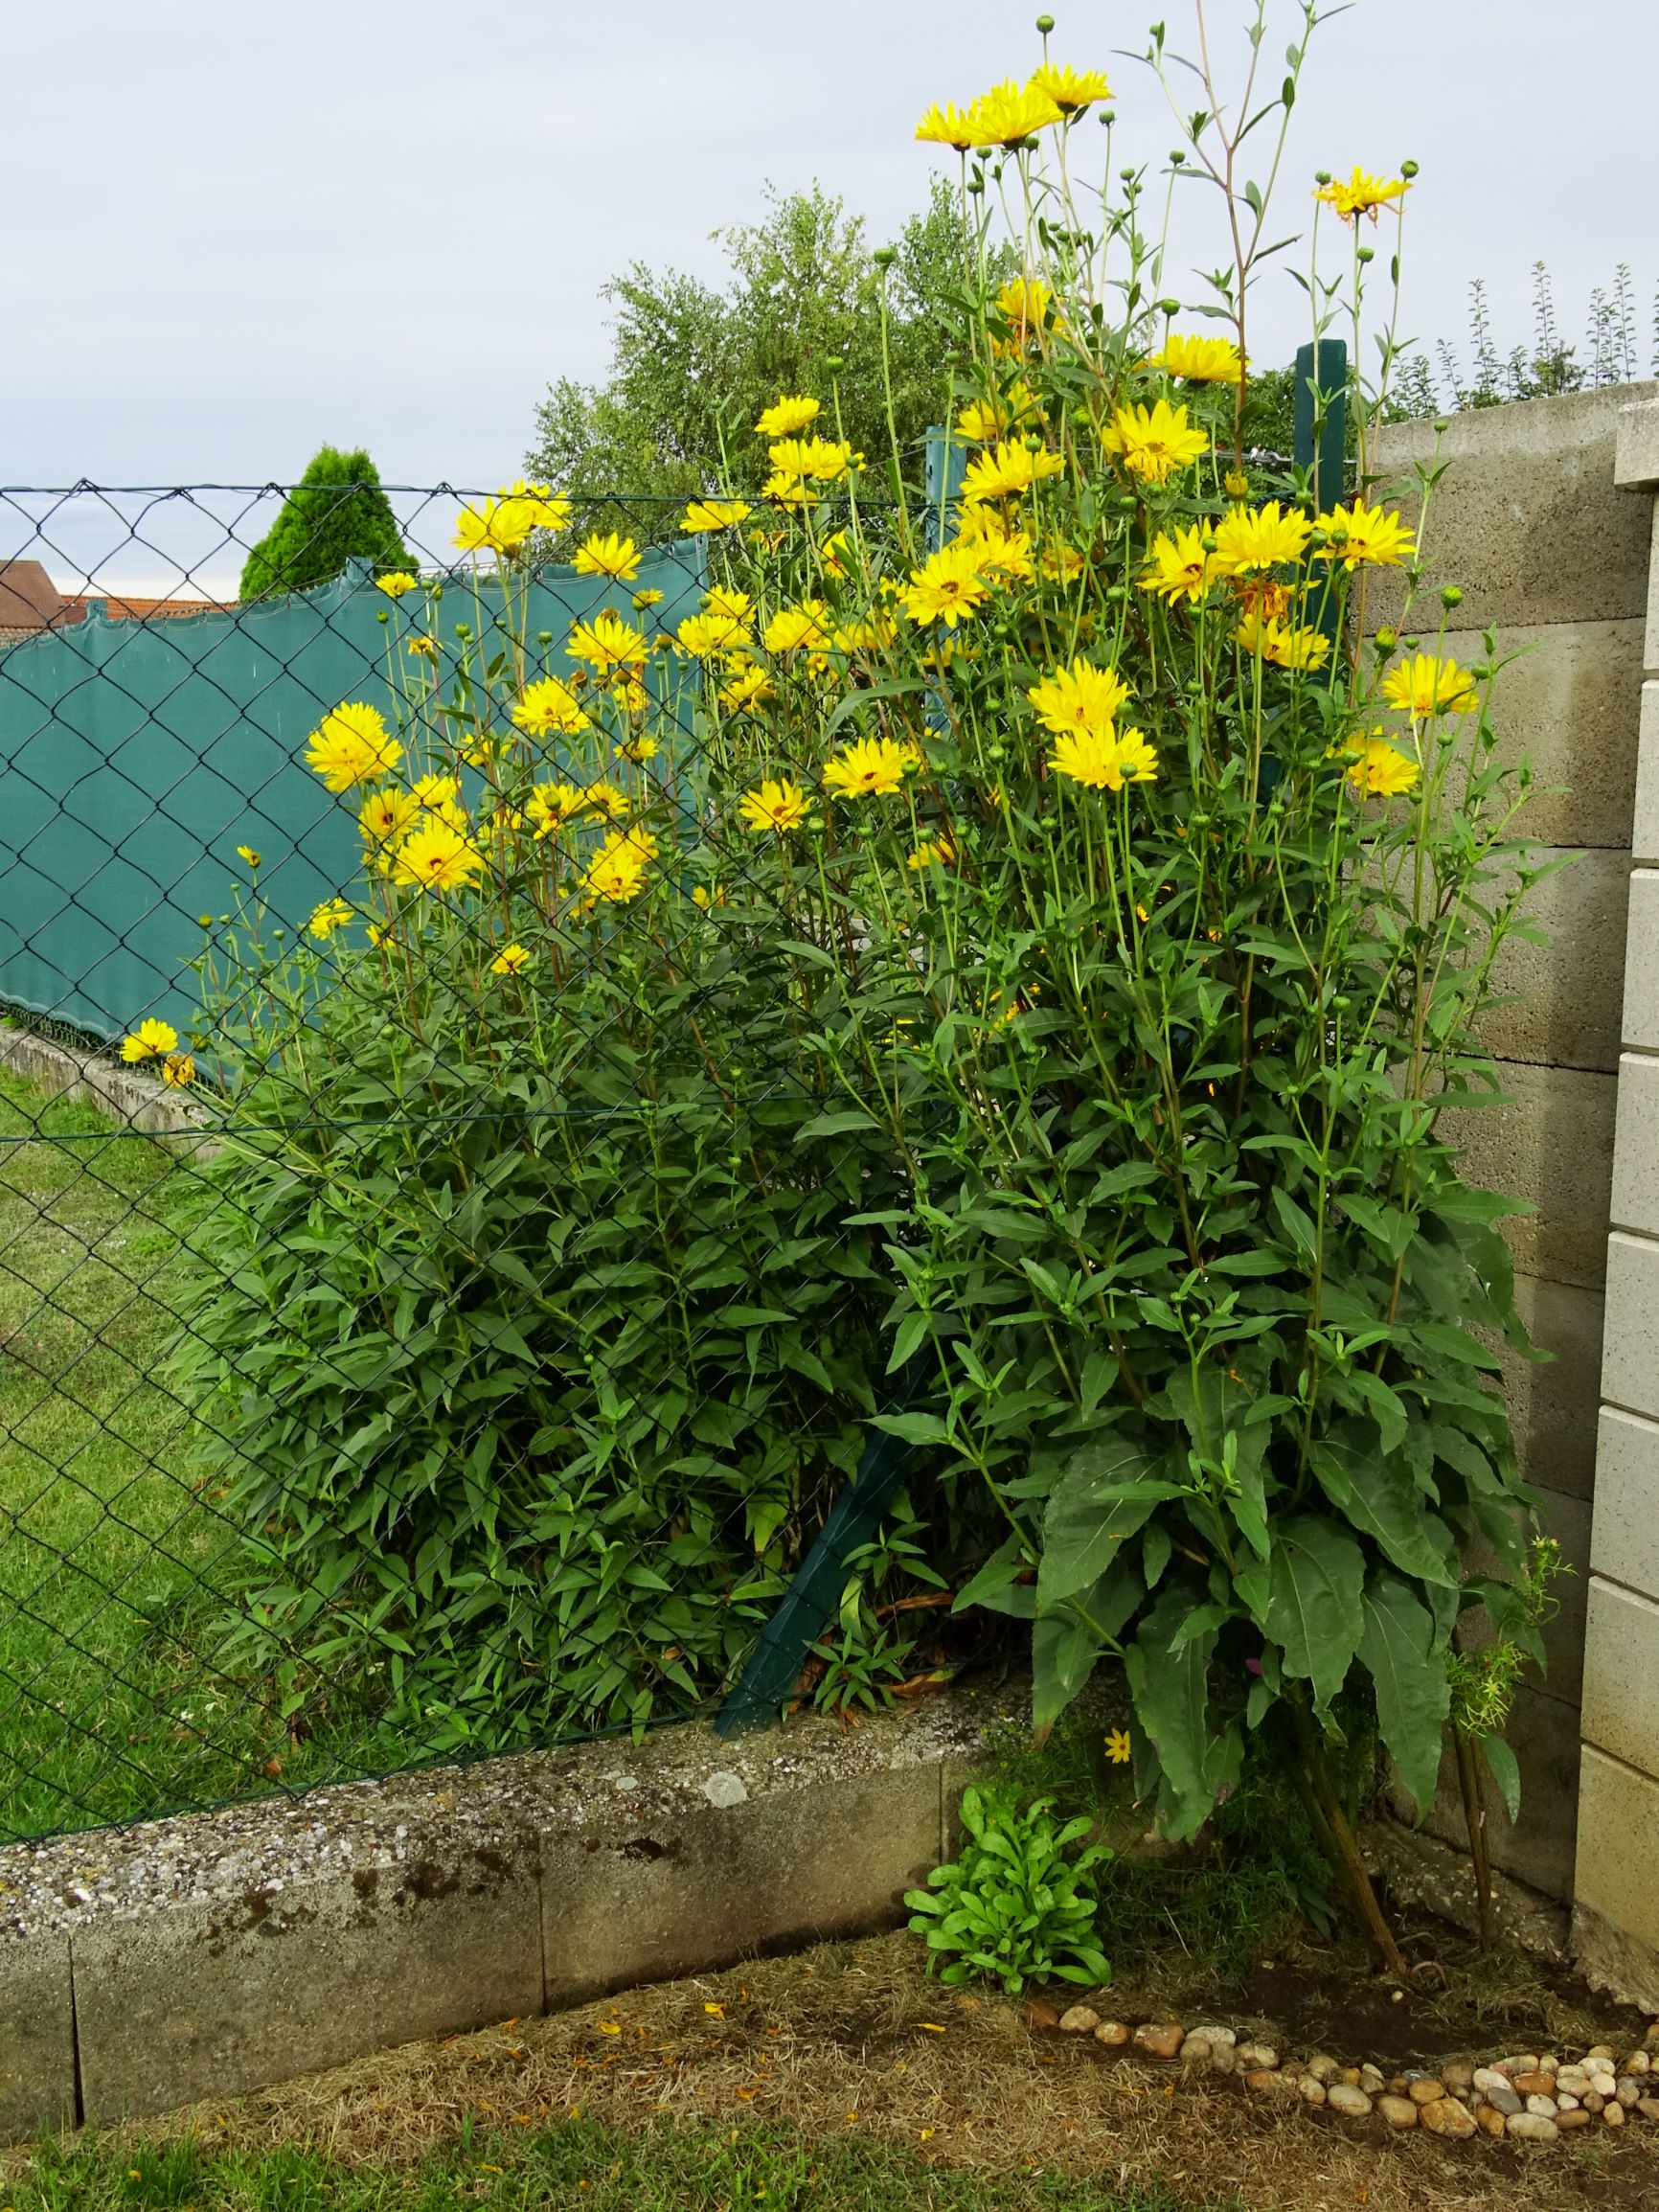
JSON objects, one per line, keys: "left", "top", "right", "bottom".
{"left": 525, "top": 181, "right": 991, "bottom": 523}
{"left": 239, "top": 445, "right": 416, "bottom": 603}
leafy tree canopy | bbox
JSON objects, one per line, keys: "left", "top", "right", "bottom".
{"left": 239, "top": 445, "right": 416, "bottom": 603}
{"left": 525, "top": 181, "right": 995, "bottom": 518}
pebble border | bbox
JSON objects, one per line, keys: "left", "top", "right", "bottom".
{"left": 1045, "top": 2007, "right": 1659, "bottom": 2148}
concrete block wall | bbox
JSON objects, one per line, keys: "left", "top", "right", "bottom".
{"left": 1573, "top": 394, "right": 1659, "bottom": 2009}
{"left": 1373, "top": 385, "right": 1655, "bottom": 1904}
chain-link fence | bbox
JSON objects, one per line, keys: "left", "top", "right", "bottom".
{"left": 0, "top": 481, "right": 1001, "bottom": 1846}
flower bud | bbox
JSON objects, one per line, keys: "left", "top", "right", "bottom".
{"left": 1223, "top": 469, "right": 1249, "bottom": 498}
{"left": 1400, "top": 159, "right": 1420, "bottom": 178}
{"left": 874, "top": 245, "right": 897, "bottom": 269}
{"left": 1441, "top": 584, "right": 1463, "bottom": 608}
{"left": 1201, "top": 534, "right": 1219, "bottom": 555}
{"left": 1314, "top": 170, "right": 1331, "bottom": 186}
{"left": 1169, "top": 150, "right": 1185, "bottom": 167}
{"left": 1158, "top": 297, "right": 1181, "bottom": 316}
{"left": 1400, "top": 634, "right": 1419, "bottom": 651}
{"left": 987, "top": 742, "right": 1007, "bottom": 763}
{"left": 1374, "top": 627, "right": 1398, "bottom": 651}
{"left": 375, "top": 608, "right": 389, "bottom": 625}
{"left": 1356, "top": 245, "right": 1375, "bottom": 263}
{"left": 537, "top": 629, "right": 553, "bottom": 645}
{"left": 1035, "top": 10, "right": 1055, "bottom": 27}
{"left": 825, "top": 354, "right": 844, "bottom": 376}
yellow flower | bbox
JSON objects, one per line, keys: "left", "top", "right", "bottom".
{"left": 407, "top": 634, "right": 441, "bottom": 661}
{"left": 1380, "top": 652, "right": 1478, "bottom": 718}
{"left": 375, "top": 571, "right": 418, "bottom": 598}
{"left": 390, "top": 816, "right": 485, "bottom": 893}
{"left": 822, "top": 736, "right": 911, "bottom": 800}
{"left": 357, "top": 787, "right": 420, "bottom": 851}
{"left": 1040, "top": 542, "right": 1086, "bottom": 583}
{"left": 1315, "top": 166, "right": 1411, "bottom": 222}
{"left": 614, "top": 734, "right": 659, "bottom": 765}
{"left": 1212, "top": 500, "right": 1313, "bottom": 576}
{"left": 1138, "top": 525, "right": 1218, "bottom": 605}
{"left": 907, "top": 834, "right": 956, "bottom": 870}
{"left": 1235, "top": 613, "right": 1331, "bottom": 672}
{"left": 719, "top": 661, "right": 775, "bottom": 712}
{"left": 1104, "top": 1727, "right": 1131, "bottom": 1765}
{"left": 691, "top": 883, "right": 729, "bottom": 909}
{"left": 236, "top": 845, "right": 261, "bottom": 868}
{"left": 1051, "top": 725, "right": 1158, "bottom": 791}
{"left": 1028, "top": 63, "right": 1112, "bottom": 112}
{"left": 819, "top": 529, "right": 853, "bottom": 577}
{"left": 993, "top": 277, "right": 1052, "bottom": 334}
{"left": 680, "top": 498, "right": 753, "bottom": 533}
{"left": 305, "top": 701, "right": 402, "bottom": 791}
{"left": 511, "top": 674, "right": 592, "bottom": 738}
{"left": 832, "top": 611, "right": 900, "bottom": 654}
{"left": 960, "top": 441, "right": 1066, "bottom": 506}
{"left": 526, "top": 780, "right": 585, "bottom": 838}
{"left": 632, "top": 587, "right": 665, "bottom": 610}
{"left": 1223, "top": 467, "right": 1251, "bottom": 498}
{"left": 739, "top": 778, "right": 808, "bottom": 832}
{"left": 754, "top": 395, "right": 822, "bottom": 438}
{"left": 965, "top": 78, "right": 1064, "bottom": 148}
{"left": 1345, "top": 736, "right": 1420, "bottom": 798}
{"left": 763, "top": 602, "right": 831, "bottom": 655}
{"left": 455, "top": 496, "right": 535, "bottom": 555}
{"left": 307, "top": 898, "right": 353, "bottom": 941}
{"left": 767, "top": 435, "right": 856, "bottom": 483}
{"left": 573, "top": 532, "right": 642, "bottom": 583}
{"left": 499, "top": 480, "right": 572, "bottom": 532}
{"left": 1142, "top": 333, "right": 1245, "bottom": 383}
{"left": 584, "top": 780, "right": 630, "bottom": 821}
{"left": 159, "top": 1052, "right": 195, "bottom": 1088}
{"left": 120, "top": 1017, "right": 179, "bottom": 1063}
{"left": 1027, "top": 657, "right": 1131, "bottom": 738}
{"left": 915, "top": 101, "right": 978, "bottom": 150}
{"left": 409, "top": 772, "right": 466, "bottom": 822}
{"left": 490, "top": 943, "right": 533, "bottom": 975}
{"left": 761, "top": 470, "right": 816, "bottom": 510}
{"left": 1314, "top": 498, "right": 1417, "bottom": 570}
{"left": 955, "top": 510, "right": 1034, "bottom": 582}
{"left": 1101, "top": 400, "right": 1210, "bottom": 485}
{"left": 954, "top": 399, "right": 1006, "bottom": 444}
{"left": 1236, "top": 577, "right": 1294, "bottom": 625}
{"left": 581, "top": 828, "right": 654, "bottom": 904}
{"left": 899, "top": 542, "right": 992, "bottom": 628}
{"left": 568, "top": 612, "right": 647, "bottom": 676}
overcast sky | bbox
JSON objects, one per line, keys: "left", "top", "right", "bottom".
{"left": 5, "top": 0, "right": 1654, "bottom": 584}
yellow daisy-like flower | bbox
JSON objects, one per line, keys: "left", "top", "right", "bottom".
{"left": 739, "top": 778, "right": 809, "bottom": 833}
{"left": 719, "top": 660, "right": 775, "bottom": 712}
{"left": 375, "top": 571, "right": 418, "bottom": 598}
{"left": 500, "top": 480, "right": 572, "bottom": 532}
{"left": 568, "top": 612, "right": 647, "bottom": 676}
{"left": 305, "top": 701, "right": 402, "bottom": 792}
{"left": 768, "top": 435, "right": 856, "bottom": 484}
{"left": 1027, "top": 657, "right": 1131, "bottom": 739}
{"left": 1315, "top": 166, "right": 1412, "bottom": 222}
{"left": 390, "top": 816, "right": 485, "bottom": 894}
{"left": 960, "top": 441, "right": 1066, "bottom": 506}
{"left": 407, "top": 634, "right": 441, "bottom": 661}
{"left": 160, "top": 1052, "right": 195, "bottom": 1088}
{"left": 512, "top": 674, "right": 592, "bottom": 737}
{"left": 1142, "top": 333, "right": 1245, "bottom": 383}
{"left": 672, "top": 612, "right": 738, "bottom": 659}
{"left": 358, "top": 787, "right": 421, "bottom": 848}
{"left": 680, "top": 498, "right": 753, "bottom": 534}
{"left": 580, "top": 828, "right": 653, "bottom": 905}
{"left": 614, "top": 734, "right": 659, "bottom": 765}
{"left": 1104, "top": 1727, "right": 1132, "bottom": 1765}
{"left": 632, "top": 587, "right": 665, "bottom": 610}
{"left": 915, "top": 101, "right": 978, "bottom": 150}
{"left": 526, "top": 780, "right": 585, "bottom": 839}
{"left": 1380, "top": 651, "right": 1478, "bottom": 718}
{"left": 1344, "top": 736, "right": 1420, "bottom": 798}
{"left": 1138, "top": 524, "right": 1219, "bottom": 605}
{"left": 1051, "top": 724, "right": 1159, "bottom": 791}
{"left": 819, "top": 529, "right": 854, "bottom": 577}
{"left": 954, "top": 399, "right": 1008, "bottom": 445}
{"left": 899, "top": 542, "right": 992, "bottom": 628}
{"left": 1236, "top": 613, "right": 1331, "bottom": 672}
{"left": 573, "top": 533, "right": 642, "bottom": 583}
{"left": 822, "top": 736, "right": 911, "bottom": 800}
{"left": 1040, "top": 542, "right": 1086, "bottom": 583}
{"left": 409, "top": 773, "right": 466, "bottom": 824}
{"left": 1029, "top": 62, "right": 1111, "bottom": 112}
{"left": 1236, "top": 578, "right": 1294, "bottom": 625}
{"left": 583, "top": 780, "right": 630, "bottom": 821}
{"left": 966, "top": 78, "right": 1065, "bottom": 148}
{"left": 1223, "top": 467, "right": 1252, "bottom": 498}
{"left": 1101, "top": 399, "right": 1210, "bottom": 486}
{"left": 236, "top": 845, "right": 261, "bottom": 868}
{"left": 832, "top": 611, "right": 900, "bottom": 654}
{"left": 307, "top": 898, "right": 353, "bottom": 942}
{"left": 754, "top": 395, "right": 822, "bottom": 438}
{"left": 1212, "top": 500, "right": 1313, "bottom": 576}
{"left": 455, "top": 496, "right": 535, "bottom": 556}
{"left": 994, "top": 277, "right": 1052, "bottom": 335}
{"left": 955, "top": 511, "right": 1034, "bottom": 582}
{"left": 490, "top": 943, "right": 533, "bottom": 975}
{"left": 763, "top": 602, "right": 831, "bottom": 655}
{"left": 120, "top": 1016, "right": 179, "bottom": 1064}
{"left": 762, "top": 470, "right": 816, "bottom": 511}
{"left": 1314, "top": 498, "right": 1417, "bottom": 570}
{"left": 907, "top": 834, "right": 956, "bottom": 870}
{"left": 691, "top": 883, "right": 729, "bottom": 909}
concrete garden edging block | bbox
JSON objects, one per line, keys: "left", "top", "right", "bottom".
{"left": 0, "top": 1689, "right": 994, "bottom": 2140}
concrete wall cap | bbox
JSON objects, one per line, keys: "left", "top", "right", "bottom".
{"left": 1615, "top": 396, "right": 1659, "bottom": 492}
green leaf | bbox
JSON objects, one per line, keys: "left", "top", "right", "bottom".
{"left": 1037, "top": 1436, "right": 1165, "bottom": 1605}
{"left": 1356, "top": 1574, "right": 1450, "bottom": 1817}
{"left": 1309, "top": 1421, "right": 1459, "bottom": 1587}
{"left": 869, "top": 1410, "right": 953, "bottom": 1447}
{"left": 1482, "top": 1732, "right": 1522, "bottom": 1823}
{"left": 1123, "top": 1581, "right": 1221, "bottom": 1841}
{"left": 1265, "top": 1516, "right": 1365, "bottom": 1710}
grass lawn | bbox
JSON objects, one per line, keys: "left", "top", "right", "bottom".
{"left": 0, "top": 1069, "right": 266, "bottom": 1838}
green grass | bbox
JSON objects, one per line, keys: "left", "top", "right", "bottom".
{"left": 0, "top": 1071, "right": 275, "bottom": 1837}
{"left": 8, "top": 2118, "right": 1219, "bottom": 2212}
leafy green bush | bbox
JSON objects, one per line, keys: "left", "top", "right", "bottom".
{"left": 239, "top": 445, "right": 416, "bottom": 603}
{"left": 905, "top": 1783, "right": 1113, "bottom": 1994}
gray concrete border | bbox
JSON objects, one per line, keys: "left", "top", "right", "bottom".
{"left": 0, "top": 1020, "right": 212, "bottom": 1142}
{"left": 0, "top": 1689, "right": 1001, "bottom": 2142}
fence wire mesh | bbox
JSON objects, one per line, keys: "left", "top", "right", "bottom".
{"left": 0, "top": 482, "right": 994, "bottom": 1845}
